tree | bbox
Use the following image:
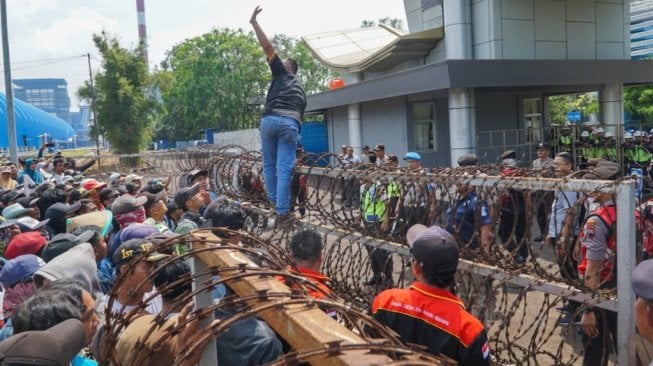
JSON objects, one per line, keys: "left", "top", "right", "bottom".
{"left": 78, "top": 32, "right": 154, "bottom": 156}
{"left": 152, "top": 29, "right": 338, "bottom": 140}
{"left": 361, "top": 17, "right": 404, "bottom": 30}
{"left": 625, "top": 85, "right": 653, "bottom": 124}
{"left": 271, "top": 34, "right": 338, "bottom": 94}
{"left": 155, "top": 28, "right": 268, "bottom": 139}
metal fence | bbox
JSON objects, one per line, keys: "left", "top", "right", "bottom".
{"left": 99, "top": 146, "right": 641, "bottom": 365}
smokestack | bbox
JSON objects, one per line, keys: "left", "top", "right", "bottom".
{"left": 136, "top": 0, "right": 149, "bottom": 66}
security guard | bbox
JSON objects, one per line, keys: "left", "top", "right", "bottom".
{"left": 372, "top": 225, "right": 491, "bottom": 365}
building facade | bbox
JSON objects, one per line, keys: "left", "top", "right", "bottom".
{"left": 303, "top": 0, "right": 652, "bottom": 168}
{"left": 13, "top": 79, "right": 71, "bottom": 123}
{"left": 631, "top": 0, "right": 653, "bottom": 59}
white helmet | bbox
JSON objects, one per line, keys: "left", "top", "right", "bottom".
{"left": 605, "top": 131, "right": 615, "bottom": 138}
{"left": 625, "top": 132, "right": 633, "bottom": 139}
{"left": 634, "top": 130, "right": 643, "bottom": 137}
{"left": 596, "top": 127, "right": 605, "bottom": 134}
{"left": 581, "top": 131, "right": 590, "bottom": 137}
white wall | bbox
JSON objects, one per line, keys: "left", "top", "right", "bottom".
{"left": 211, "top": 128, "right": 261, "bottom": 151}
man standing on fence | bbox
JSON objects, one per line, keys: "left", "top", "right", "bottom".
{"left": 251, "top": 6, "right": 306, "bottom": 228}
{"left": 576, "top": 160, "right": 620, "bottom": 366}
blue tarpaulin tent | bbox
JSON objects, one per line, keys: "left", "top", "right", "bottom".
{"left": 0, "top": 93, "right": 76, "bottom": 148}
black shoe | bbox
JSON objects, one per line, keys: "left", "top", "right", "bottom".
{"left": 275, "top": 213, "right": 297, "bottom": 228}
{"left": 534, "top": 236, "right": 543, "bottom": 242}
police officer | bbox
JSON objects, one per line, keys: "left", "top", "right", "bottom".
{"left": 576, "top": 160, "right": 621, "bottom": 366}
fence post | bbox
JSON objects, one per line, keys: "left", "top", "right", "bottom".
{"left": 616, "top": 179, "right": 636, "bottom": 366}
{"left": 190, "top": 239, "right": 217, "bottom": 365}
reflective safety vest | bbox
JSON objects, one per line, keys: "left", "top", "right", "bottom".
{"left": 362, "top": 182, "right": 386, "bottom": 223}
{"left": 625, "top": 145, "right": 652, "bottom": 166}
{"left": 577, "top": 204, "right": 616, "bottom": 284}
{"left": 559, "top": 135, "right": 573, "bottom": 151}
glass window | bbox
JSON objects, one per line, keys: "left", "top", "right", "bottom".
{"left": 524, "top": 98, "right": 542, "bottom": 142}
{"left": 412, "top": 102, "right": 436, "bottom": 151}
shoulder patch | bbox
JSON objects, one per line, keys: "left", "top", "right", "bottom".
{"left": 482, "top": 341, "right": 490, "bottom": 359}
{"left": 585, "top": 218, "right": 597, "bottom": 239}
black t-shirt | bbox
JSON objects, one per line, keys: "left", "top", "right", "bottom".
{"left": 264, "top": 54, "right": 306, "bottom": 124}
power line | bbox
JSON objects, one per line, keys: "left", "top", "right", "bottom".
{"left": 0, "top": 54, "right": 90, "bottom": 73}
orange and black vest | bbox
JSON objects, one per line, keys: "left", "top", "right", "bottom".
{"left": 372, "top": 282, "right": 491, "bottom": 366}
{"left": 577, "top": 203, "right": 616, "bottom": 285}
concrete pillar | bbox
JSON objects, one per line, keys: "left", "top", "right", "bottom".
{"left": 600, "top": 83, "right": 624, "bottom": 136}
{"left": 444, "top": 0, "right": 472, "bottom": 60}
{"left": 449, "top": 87, "right": 476, "bottom": 167}
{"left": 347, "top": 72, "right": 363, "bottom": 155}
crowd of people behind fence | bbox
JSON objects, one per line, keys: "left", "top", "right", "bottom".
{"left": 332, "top": 137, "right": 653, "bottom": 365}
{"left": 547, "top": 124, "right": 653, "bottom": 175}
{"left": 2, "top": 134, "right": 653, "bottom": 365}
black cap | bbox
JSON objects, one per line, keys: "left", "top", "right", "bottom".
{"left": 409, "top": 226, "right": 459, "bottom": 278}
{"left": 373, "top": 144, "right": 385, "bottom": 151}
{"left": 186, "top": 169, "right": 208, "bottom": 186}
{"left": 536, "top": 142, "right": 550, "bottom": 150}
{"left": 2, "top": 190, "right": 25, "bottom": 205}
{"left": 501, "top": 150, "right": 517, "bottom": 161}
{"left": 457, "top": 154, "right": 479, "bottom": 167}
{"left": 42, "top": 231, "right": 95, "bottom": 262}
{"left": 138, "top": 191, "right": 167, "bottom": 212}
{"left": 362, "top": 145, "right": 370, "bottom": 151}
{"left": 113, "top": 238, "right": 169, "bottom": 267}
{"left": 632, "top": 259, "right": 653, "bottom": 300}
{"left": 174, "top": 183, "right": 201, "bottom": 211}
{"left": 45, "top": 202, "right": 82, "bottom": 223}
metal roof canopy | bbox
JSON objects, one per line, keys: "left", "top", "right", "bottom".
{"left": 306, "top": 59, "right": 653, "bottom": 111}
{"left": 302, "top": 24, "right": 443, "bottom": 73}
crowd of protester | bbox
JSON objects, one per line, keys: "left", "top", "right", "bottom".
{"left": 2, "top": 132, "right": 653, "bottom": 365}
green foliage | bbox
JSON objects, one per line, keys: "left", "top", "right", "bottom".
{"left": 625, "top": 85, "right": 653, "bottom": 123}
{"left": 151, "top": 28, "right": 337, "bottom": 141}
{"left": 548, "top": 95, "right": 574, "bottom": 125}
{"left": 77, "top": 32, "right": 154, "bottom": 156}
{"left": 154, "top": 28, "right": 268, "bottom": 140}
{"left": 271, "top": 34, "right": 338, "bottom": 94}
{"left": 547, "top": 92, "right": 599, "bottom": 125}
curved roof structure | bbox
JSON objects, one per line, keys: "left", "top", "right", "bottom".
{"left": 302, "top": 24, "right": 443, "bottom": 73}
{"left": 0, "top": 93, "right": 76, "bottom": 147}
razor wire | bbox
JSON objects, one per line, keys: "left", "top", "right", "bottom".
{"left": 95, "top": 146, "right": 644, "bottom": 365}
{"left": 100, "top": 231, "right": 449, "bottom": 366}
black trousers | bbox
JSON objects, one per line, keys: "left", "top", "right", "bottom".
{"left": 498, "top": 208, "right": 528, "bottom": 259}
{"left": 582, "top": 309, "right": 617, "bottom": 366}
{"left": 534, "top": 191, "right": 554, "bottom": 237}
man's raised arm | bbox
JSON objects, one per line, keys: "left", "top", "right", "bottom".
{"left": 250, "top": 6, "right": 275, "bottom": 61}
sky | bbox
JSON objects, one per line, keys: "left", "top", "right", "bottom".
{"left": 1, "top": 0, "right": 408, "bottom": 111}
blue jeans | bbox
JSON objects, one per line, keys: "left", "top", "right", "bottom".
{"left": 260, "top": 115, "right": 298, "bottom": 215}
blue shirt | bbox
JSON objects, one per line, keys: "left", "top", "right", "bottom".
{"left": 446, "top": 191, "right": 491, "bottom": 250}
{"left": 547, "top": 191, "right": 578, "bottom": 238}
